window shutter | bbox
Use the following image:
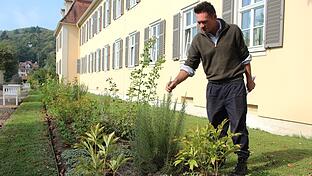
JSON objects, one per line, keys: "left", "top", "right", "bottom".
{"left": 108, "top": 0, "right": 112, "bottom": 25}
{"left": 135, "top": 32, "right": 140, "bottom": 66}
{"left": 136, "top": 0, "right": 141, "bottom": 3}
{"left": 119, "top": 40, "right": 123, "bottom": 68}
{"left": 159, "top": 20, "right": 166, "bottom": 57}
{"left": 107, "top": 45, "right": 110, "bottom": 71}
{"left": 144, "top": 27, "right": 149, "bottom": 44}
{"left": 265, "top": 0, "right": 284, "bottom": 48}
{"left": 222, "top": 0, "right": 234, "bottom": 24}
{"left": 121, "top": 0, "right": 124, "bottom": 15}
{"left": 99, "top": 7, "right": 102, "bottom": 30}
{"left": 77, "top": 59, "right": 80, "bottom": 74}
{"left": 125, "top": 36, "right": 129, "bottom": 67}
{"left": 103, "top": 2, "right": 106, "bottom": 28}
{"left": 95, "top": 13, "right": 98, "bottom": 34}
{"left": 112, "top": 43, "right": 115, "bottom": 69}
{"left": 113, "top": 0, "right": 116, "bottom": 20}
{"left": 126, "top": 0, "right": 130, "bottom": 10}
{"left": 101, "top": 48, "right": 104, "bottom": 71}
{"left": 172, "top": 13, "right": 180, "bottom": 60}
{"left": 98, "top": 49, "right": 101, "bottom": 72}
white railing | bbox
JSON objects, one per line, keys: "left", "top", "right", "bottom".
{"left": 2, "top": 84, "right": 22, "bottom": 106}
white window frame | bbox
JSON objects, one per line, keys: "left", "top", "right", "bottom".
{"left": 236, "top": 0, "right": 266, "bottom": 52}
{"left": 129, "top": 0, "right": 137, "bottom": 9}
{"left": 116, "top": 0, "right": 122, "bottom": 19}
{"left": 104, "top": 0, "right": 111, "bottom": 27}
{"left": 128, "top": 34, "right": 136, "bottom": 67}
{"left": 103, "top": 46, "right": 109, "bottom": 71}
{"left": 181, "top": 7, "right": 198, "bottom": 60}
{"left": 114, "top": 40, "right": 121, "bottom": 69}
{"left": 149, "top": 23, "right": 160, "bottom": 64}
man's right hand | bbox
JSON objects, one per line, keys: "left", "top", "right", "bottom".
{"left": 165, "top": 80, "right": 177, "bottom": 93}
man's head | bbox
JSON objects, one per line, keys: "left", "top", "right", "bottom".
{"left": 194, "top": 1, "right": 218, "bottom": 34}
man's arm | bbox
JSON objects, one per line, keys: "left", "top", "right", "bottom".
{"left": 245, "top": 63, "right": 255, "bottom": 92}
{"left": 165, "top": 70, "right": 189, "bottom": 92}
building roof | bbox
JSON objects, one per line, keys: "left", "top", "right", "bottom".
{"left": 61, "top": 0, "right": 93, "bottom": 24}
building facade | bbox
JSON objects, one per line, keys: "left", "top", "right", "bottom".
{"left": 55, "top": 0, "right": 312, "bottom": 137}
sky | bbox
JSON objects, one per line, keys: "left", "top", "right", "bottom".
{"left": 0, "top": 0, "right": 65, "bottom": 31}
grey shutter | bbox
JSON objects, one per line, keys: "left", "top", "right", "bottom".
{"left": 99, "top": 7, "right": 102, "bottom": 30}
{"left": 144, "top": 27, "right": 149, "bottom": 44}
{"left": 135, "top": 32, "right": 140, "bottom": 66}
{"left": 159, "top": 20, "right": 166, "bottom": 57}
{"left": 107, "top": 45, "right": 110, "bottom": 71}
{"left": 172, "top": 13, "right": 180, "bottom": 60}
{"left": 102, "top": 48, "right": 105, "bottom": 71}
{"left": 98, "top": 49, "right": 101, "bottom": 72}
{"left": 103, "top": 2, "right": 106, "bottom": 28}
{"left": 77, "top": 59, "right": 80, "bottom": 74}
{"left": 112, "top": 43, "right": 115, "bottom": 69}
{"left": 222, "top": 0, "right": 234, "bottom": 24}
{"left": 265, "top": 0, "right": 284, "bottom": 48}
{"left": 119, "top": 40, "right": 123, "bottom": 68}
{"left": 108, "top": 0, "right": 111, "bottom": 25}
{"left": 125, "top": 36, "right": 129, "bottom": 67}
{"left": 95, "top": 13, "right": 98, "bottom": 34}
{"left": 121, "top": 0, "right": 124, "bottom": 15}
{"left": 113, "top": 0, "right": 116, "bottom": 20}
{"left": 126, "top": 0, "right": 130, "bottom": 10}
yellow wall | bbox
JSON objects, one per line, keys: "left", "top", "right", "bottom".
{"left": 66, "top": 0, "right": 312, "bottom": 125}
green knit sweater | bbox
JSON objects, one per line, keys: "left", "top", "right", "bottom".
{"left": 185, "top": 19, "right": 249, "bottom": 81}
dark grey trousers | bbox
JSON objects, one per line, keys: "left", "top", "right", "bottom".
{"left": 206, "top": 79, "right": 250, "bottom": 160}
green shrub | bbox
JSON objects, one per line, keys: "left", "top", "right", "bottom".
{"left": 133, "top": 94, "right": 186, "bottom": 174}
{"left": 174, "top": 120, "right": 240, "bottom": 176}
{"left": 74, "top": 124, "right": 130, "bottom": 176}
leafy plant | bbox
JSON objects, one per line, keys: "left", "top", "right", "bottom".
{"left": 74, "top": 123, "right": 130, "bottom": 176}
{"left": 174, "top": 120, "right": 241, "bottom": 176}
{"left": 127, "top": 38, "right": 165, "bottom": 103}
{"left": 104, "top": 77, "right": 119, "bottom": 97}
{"left": 133, "top": 94, "right": 186, "bottom": 174}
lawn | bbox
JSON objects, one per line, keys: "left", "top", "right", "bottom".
{"left": 0, "top": 94, "right": 58, "bottom": 176}
{"left": 184, "top": 115, "right": 312, "bottom": 175}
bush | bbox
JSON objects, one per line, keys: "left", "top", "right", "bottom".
{"left": 174, "top": 120, "right": 240, "bottom": 176}
{"left": 133, "top": 94, "right": 186, "bottom": 174}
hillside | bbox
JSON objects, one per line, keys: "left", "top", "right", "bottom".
{"left": 0, "top": 26, "right": 55, "bottom": 67}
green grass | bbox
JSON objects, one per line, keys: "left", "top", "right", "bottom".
{"left": 0, "top": 94, "right": 58, "bottom": 176}
{"left": 184, "top": 115, "right": 312, "bottom": 175}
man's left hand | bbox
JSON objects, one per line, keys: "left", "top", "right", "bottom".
{"left": 246, "top": 76, "right": 256, "bottom": 92}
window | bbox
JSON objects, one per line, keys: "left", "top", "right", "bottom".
{"left": 114, "top": 0, "right": 123, "bottom": 19}
{"left": 126, "top": 32, "right": 139, "bottom": 67}
{"left": 113, "top": 40, "right": 121, "bottom": 69}
{"left": 145, "top": 20, "right": 166, "bottom": 63}
{"left": 97, "top": 49, "right": 101, "bottom": 72}
{"left": 102, "top": 45, "right": 110, "bottom": 71}
{"left": 238, "top": 0, "right": 265, "bottom": 49}
{"left": 104, "top": 0, "right": 111, "bottom": 27}
{"left": 172, "top": 2, "right": 201, "bottom": 61}
{"left": 129, "top": 0, "right": 136, "bottom": 8}
{"left": 182, "top": 9, "right": 197, "bottom": 58}
{"left": 128, "top": 34, "right": 136, "bottom": 67}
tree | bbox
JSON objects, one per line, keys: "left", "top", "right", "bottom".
{"left": 0, "top": 46, "right": 18, "bottom": 82}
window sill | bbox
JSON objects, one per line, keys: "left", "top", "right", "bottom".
{"left": 249, "top": 47, "right": 267, "bottom": 57}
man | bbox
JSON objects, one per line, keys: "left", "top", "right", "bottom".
{"left": 166, "top": 1, "right": 255, "bottom": 175}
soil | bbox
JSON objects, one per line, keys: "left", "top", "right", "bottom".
{"left": 0, "top": 108, "right": 15, "bottom": 128}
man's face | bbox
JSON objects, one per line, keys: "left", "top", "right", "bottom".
{"left": 195, "top": 12, "right": 217, "bottom": 33}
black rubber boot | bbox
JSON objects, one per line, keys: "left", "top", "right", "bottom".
{"left": 230, "top": 158, "right": 247, "bottom": 176}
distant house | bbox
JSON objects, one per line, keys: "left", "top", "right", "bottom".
{"left": 55, "top": 0, "right": 312, "bottom": 138}
{"left": 18, "top": 61, "right": 38, "bottom": 81}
